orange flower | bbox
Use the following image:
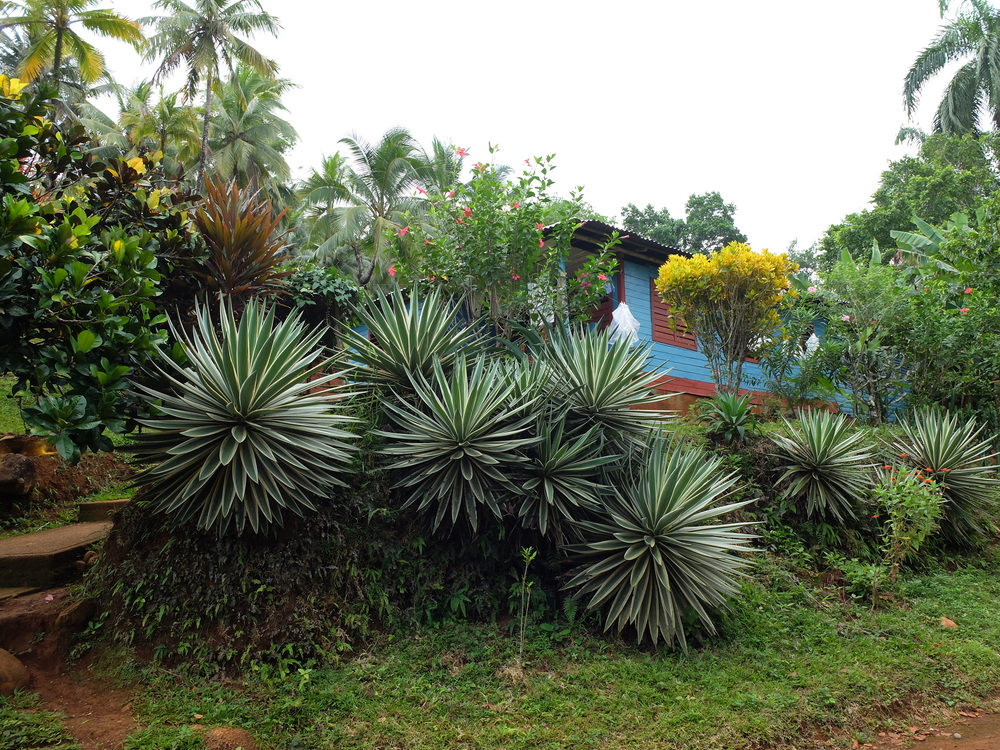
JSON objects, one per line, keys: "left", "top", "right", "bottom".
{"left": 899, "top": 453, "right": 910, "bottom": 458}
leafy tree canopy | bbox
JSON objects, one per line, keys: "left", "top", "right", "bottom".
{"left": 620, "top": 203, "right": 685, "bottom": 246}
{"left": 820, "top": 133, "right": 1000, "bottom": 266}
{"left": 682, "top": 191, "right": 747, "bottom": 254}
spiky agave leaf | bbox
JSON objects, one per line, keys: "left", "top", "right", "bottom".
{"left": 565, "top": 442, "right": 755, "bottom": 649}
{"left": 132, "top": 300, "right": 358, "bottom": 536}
{"left": 518, "top": 416, "right": 619, "bottom": 540}
{"left": 770, "top": 410, "right": 876, "bottom": 522}
{"left": 378, "top": 354, "right": 540, "bottom": 532}
{"left": 538, "top": 326, "right": 671, "bottom": 447}
{"left": 343, "top": 285, "right": 480, "bottom": 390}
{"left": 893, "top": 409, "right": 1000, "bottom": 546}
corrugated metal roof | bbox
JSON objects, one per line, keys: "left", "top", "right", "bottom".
{"left": 545, "top": 219, "right": 690, "bottom": 266}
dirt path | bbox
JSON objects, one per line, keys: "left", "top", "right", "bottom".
{"left": 865, "top": 708, "right": 1000, "bottom": 750}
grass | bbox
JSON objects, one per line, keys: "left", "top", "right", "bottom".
{"left": 4, "top": 548, "right": 988, "bottom": 750}
{"left": 0, "top": 375, "right": 25, "bottom": 434}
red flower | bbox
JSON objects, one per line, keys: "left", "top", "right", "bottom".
{"left": 474, "top": 162, "right": 487, "bottom": 172}
{"left": 965, "top": 287, "right": 973, "bottom": 294}
{"left": 398, "top": 225, "right": 409, "bottom": 236}
{"left": 961, "top": 307, "right": 970, "bottom": 314}
{"left": 447, "top": 190, "right": 455, "bottom": 198}
{"left": 423, "top": 240, "right": 434, "bottom": 245}
{"left": 535, "top": 222, "right": 544, "bottom": 230}
{"left": 598, "top": 274, "right": 608, "bottom": 281}
{"left": 462, "top": 206, "right": 473, "bottom": 218}
{"left": 512, "top": 201, "right": 521, "bottom": 209}
{"left": 416, "top": 186, "right": 427, "bottom": 195}
{"left": 456, "top": 147, "right": 467, "bottom": 157}
{"left": 512, "top": 274, "right": 520, "bottom": 280}
{"left": 388, "top": 265, "right": 396, "bottom": 277}
{"left": 539, "top": 238, "right": 544, "bottom": 248}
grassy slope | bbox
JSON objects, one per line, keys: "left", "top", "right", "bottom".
{"left": 80, "top": 550, "right": 1000, "bottom": 750}
{"left": 0, "top": 375, "right": 24, "bottom": 434}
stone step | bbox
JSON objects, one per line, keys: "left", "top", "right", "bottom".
{"left": 0, "top": 587, "right": 41, "bottom": 602}
{"left": 0, "top": 522, "right": 110, "bottom": 588}
{"left": 77, "top": 498, "right": 130, "bottom": 523}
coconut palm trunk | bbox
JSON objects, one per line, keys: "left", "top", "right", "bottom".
{"left": 197, "top": 70, "right": 213, "bottom": 192}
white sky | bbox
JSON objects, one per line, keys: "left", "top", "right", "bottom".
{"left": 94, "top": 0, "right": 953, "bottom": 253}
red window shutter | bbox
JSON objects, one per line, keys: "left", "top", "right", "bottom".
{"left": 650, "top": 279, "right": 696, "bottom": 350}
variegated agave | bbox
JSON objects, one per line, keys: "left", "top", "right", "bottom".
{"left": 132, "top": 301, "right": 357, "bottom": 536}
{"left": 893, "top": 409, "right": 1000, "bottom": 546}
{"left": 770, "top": 410, "right": 876, "bottom": 521}
{"left": 378, "top": 354, "right": 540, "bottom": 532}
{"left": 565, "top": 442, "right": 755, "bottom": 649}
{"left": 537, "top": 326, "right": 672, "bottom": 447}
{"left": 343, "top": 285, "right": 480, "bottom": 390}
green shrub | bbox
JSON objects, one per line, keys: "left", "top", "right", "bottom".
{"left": 892, "top": 408, "right": 1000, "bottom": 546}
{"left": 132, "top": 300, "right": 357, "bottom": 535}
{"left": 700, "top": 390, "right": 757, "bottom": 444}
{"left": 770, "top": 410, "right": 876, "bottom": 522}
{"left": 565, "top": 441, "right": 755, "bottom": 649}
{"left": 873, "top": 467, "right": 945, "bottom": 582}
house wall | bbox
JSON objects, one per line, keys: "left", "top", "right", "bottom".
{"left": 620, "top": 259, "right": 769, "bottom": 411}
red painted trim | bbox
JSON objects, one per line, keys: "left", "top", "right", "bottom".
{"left": 616, "top": 254, "right": 626, "bottom": 303}
{"left": 649, "top": 374, "right": 767, "bottom": 404}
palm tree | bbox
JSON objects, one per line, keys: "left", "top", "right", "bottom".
{"left": 209, "top": 65, "right": 296, "bottom": 189}
{"left": 142, "top": 0, "right": 279, "bottom": 191}
{"left": 297, "top": 128, "right": 423, "bottom": 286}
{"left": 904, "top": 0, "right": 1000, "bottom": 134}
{"left": 0, "top": 0, "right": 143, "bottom": 95}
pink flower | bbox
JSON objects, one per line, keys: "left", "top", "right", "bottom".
{"left": 512, "top": 201, "right": 521, "bottom": 209}
{"left": 462, "top": 206, "right": 473, "bottom": 218}
{"left": 388, "top": 265, "right": 396, "bottom": 277}
{"left": 842, "top": 315, "right": 851, "bottom": 322}
{"left": 965, "top": 287, "right": 973, "bottom": 294}
{"left": 539, "top": 238, "right": 545, "bottom": 248}
{"left": 474, "top": 162, "right": 487, "bottom": 172}
{"left": 535, "top": 222, "right": 545, "bottom": 230}
{"left": 423, "top": 239, "right": 434, "bottom": 245}
{"left": 581, "top": 281, "right": 592, "bottom": 288}
{"left": 807, "top": 286, "right": 817, "bottom": 293}
{"left": 621, "top": 234, "right": 630, "bottom": 239}
{"left": 416, "top": 186, "right": 427, "bottom": 195}
{"left": 598, "top": 274, "right": 608, "bottom": 281}
{"left": 398, "top": 225, "right": 409, "bottom": 236}
{"left": 456, "top": 147, "right": 467, "bottom": 157}
{"left": 512, "top": 274, "right": 520, "bottom": 280}
{"left": 524, "top": 158, "right": 530, "bottom": 164}
{"left": 961, "top": 307, "right": 970, "bottom": 314}
{"left": 455, "top": 218, "right": 466, "bottom": 225}
{"left": 45, "top": 594, "right": 54, "bottom": 602}
{"left": 447, "top": 190, "right": 455, "bottom": 198}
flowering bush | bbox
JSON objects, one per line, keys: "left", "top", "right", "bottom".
{"left": 655, "top": 242, "right": 797, "bottom": 391}
{"left": 872, "top": 467, "right": 944, "bottom": 583}
{"left": 391, "top": 147, "right": 612, "bottom": 340}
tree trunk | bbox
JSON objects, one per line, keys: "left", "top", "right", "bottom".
{"left": 52, "top": 28, "right": 63, "bottom": 94}
{"left": 197, "top": 71, "right": 214, "bottom": 193}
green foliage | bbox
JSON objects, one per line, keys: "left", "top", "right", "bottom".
{"left": 619, "top": 202, "right": 685, "bottom": 247}
{"left": 282, "top": 262, "right": 359, "bottom": 346}
{"left": 682, "top": 191, "right": 747, "bottom": 254}
{"left": 0, "top": 698, "right": 80, "bottom": 749}
{"left": 699, "top": 390, "right": 756, "bottom": 444}
{"left": 892, "top": 409, "right": 1000, "bottom": 546}
{"left": 873, "top": 467, "right": 945, "bottom": 583}
{"left": 343, "top": 285, "right": 479, "bottom": 391}
{"left": 0, "top": 83, "right": 200, "bottom": 459}
{"left": 770, "top": 410, "right": 876, "bottom": 522}
{"left": 565, "top": 441, "right": 754, "bottom": 648}
{"left": 132, "top": 301, "right": 357, "bottom": 536}
{"left": 820, "top": 134, "right": 1000, "bottom": 265}
{"left": 378, "top": 354, "right": 538, "bottom": 533}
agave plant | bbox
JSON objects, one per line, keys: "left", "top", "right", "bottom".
{"left": 132, "top": 301, "right": 358, "bottom": 536}
{"left": 700, "top": 390, "right": 756, "bottom": 444}
{"left": 518, "top": 416, "right": 620, "bottom": 540}
{"left": 343, "top": 285, "right": 480, "bottom": 390}
{"left": 564, "top": 442, "right": 755, "bottom": 648}
{"left": 538, "top": 326, "right": 670, "bottom": 446}
{"left": 378, "top": 354, "right": 540, "bottom": 532}
{"left": 893, "top": 409, "right": 1000, "bottom": 546}
{"left": 770, "top": 410, "right": 876, "bottom": 522}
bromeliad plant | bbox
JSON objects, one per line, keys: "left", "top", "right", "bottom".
{"left": 564, "top": 441, "right": 755, "bottom": 649}
{"left": 770, "top": 410, "right": 876, "bottom": 522}
{"left": 892, "top": 409, "right": 1000, "bottom": 546}
{"left": 132, "top": 301, "right": 358, "bottom": 536}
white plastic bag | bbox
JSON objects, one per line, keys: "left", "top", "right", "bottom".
{"left": 608, "top": 302, "right": 640, "bottom": 347}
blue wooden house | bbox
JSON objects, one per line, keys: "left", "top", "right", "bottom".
{"left": 565, "top": 220, "right": 769, "bottom": 412}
